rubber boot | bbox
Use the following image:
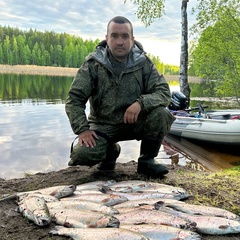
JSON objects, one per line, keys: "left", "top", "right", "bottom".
{"left": 137, "top": 135, "right": 169, "bottom": 178}
{"left": 97, "top": 143, "right": 121, "bottom": 172}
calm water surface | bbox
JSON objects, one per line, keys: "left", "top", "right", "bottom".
{"left": 0, "top": 74, "right": 189, "bottom": 179}
{"left": 0, "top": 74, "right": 238, "bottom": 179}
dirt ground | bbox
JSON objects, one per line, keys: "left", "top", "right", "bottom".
{"left": 0, "top": 162, "right": 239, "bottom": 240}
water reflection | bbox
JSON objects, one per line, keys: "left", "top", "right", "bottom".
{"left": 0, "top": 74, "right": 238, "bottom": 179}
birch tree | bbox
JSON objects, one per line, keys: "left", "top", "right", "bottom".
{"left": 180, "top": 0, "right": 190, "bottom": 107}
{"left": 124, "top": 0, "right": 191, "bottom": 106}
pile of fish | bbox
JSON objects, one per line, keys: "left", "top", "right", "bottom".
{"left": 5, "top": 179, "right": 240, "bottom": 239}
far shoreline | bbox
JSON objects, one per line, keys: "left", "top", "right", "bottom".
{"left": 0, "top": 64, "right": 202, "bottom": 82}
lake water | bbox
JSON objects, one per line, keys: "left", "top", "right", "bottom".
{"left": 0, "top": 74, "right": 238, "bottom": 179}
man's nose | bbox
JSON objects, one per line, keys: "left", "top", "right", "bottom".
{"left": 116, "top": 37, "right": 124, "bottom": 44}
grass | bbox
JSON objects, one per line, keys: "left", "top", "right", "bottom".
{"left": 162, "top": 166, "right": 240, "bottom": 215}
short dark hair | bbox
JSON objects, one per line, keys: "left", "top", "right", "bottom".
{"left": 107, "top": 16, "right": 133, "bottom": 35}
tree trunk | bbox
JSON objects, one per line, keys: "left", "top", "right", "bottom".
{"left": 179, "top": 0, "right": 191, "bottom": 108}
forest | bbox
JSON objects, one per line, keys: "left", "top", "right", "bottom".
{"left": 0, "top": 25, "right": 179, "bottom": 75}
{"left": 188, "top": 0, "right": 240, "bottom": 100}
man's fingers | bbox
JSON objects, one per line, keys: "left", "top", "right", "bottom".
{"left": 78, "top": 131, "right": 97, "bottom": 147}
{"left": 124, "top": 112, "right": 138, "bottom": 124}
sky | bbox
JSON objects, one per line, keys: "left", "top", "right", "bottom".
{"left": 0, "top": 0, "right": 198, "bottom": 65}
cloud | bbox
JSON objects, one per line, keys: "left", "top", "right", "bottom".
{"left": 1, "top": 0, "right": 198, "bottom": 65}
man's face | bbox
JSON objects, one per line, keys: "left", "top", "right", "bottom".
{"left": 106, "top": 22, "right": 134, "bottom": 62}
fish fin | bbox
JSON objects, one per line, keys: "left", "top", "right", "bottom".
{"left": 49, "top": 191, "right": 57, "bottom": 196}
{"left": 100, "top": 186, "right": 110, "bottom": 193}
{"left": 102, "top": 197, "right": 111, "bottom": 203}
{"left": 63, "top": 221, "right": 73, "bottom": 228}
{"left": 153, "top": 202, "right": 163, "bottom": 210}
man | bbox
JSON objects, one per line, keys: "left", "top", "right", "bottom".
{"left": 65, "top": 16, "right": 175, "bottom": 178}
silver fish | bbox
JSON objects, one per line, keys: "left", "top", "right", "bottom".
{"left": 18, "top": 184, "right": 76, "bottom": 199}
{"left": 115, "top": 208, "right": 196, "bottom": 229}
{"left": 184, "top": 214, "right": 240, "bottom": 235}
{"left": 116, "top": 205, "right": 157, "bottom": 214}
{"left": 116, "top": 202, "right": 181, "bottom": 214}
{"left": 76, "top": 180, "right": 116, "bottom": 191}
{"left": 0, "top": 185, "right": 75, "bottom": 202}
{"left": 18, "top": 195, "right": 51, "bottom": 226}
{"left": 47, "top": 200, "right": 119, "bottom": 214}
{"left": 18, "top": 193, "right": 59, "bottom": 203}
{"left": 164, "top": 202, "right": 240, "bottom": 221}
{"left": 49, "top": 208, "right": 120, "bottom": 228}
{"left": 161, "top": 207, "right": 240, "bottom": 235}
{"left": 50, "top": 226, "right": 149, "bottom": 240}
{"left": 107, "top": 180, "right": 152, "bottom": 193}
{"left": 122, "top": 223, "right": 202, "bottom": 240}
{"left": 74, "top": 189, "right": 104, "bottom": 194}
{"left": 143, "top": 182, "right": 189, "bottom": 198}
{"left": 114, "top": 198, "right": 184, "bottom": 209}
{"left": 60, "top": 193, "right": 128, "bottom": 206}
{"left": 100, "top": 186, "right": 186, "bottom": 201}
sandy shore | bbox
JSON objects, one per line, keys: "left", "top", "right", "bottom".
{"left": 0, "top": 64, "right": 78, "bottom": 77}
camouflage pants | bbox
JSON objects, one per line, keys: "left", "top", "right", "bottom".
{"left": 69, "top": 106, "right": 175, "bottom": 166}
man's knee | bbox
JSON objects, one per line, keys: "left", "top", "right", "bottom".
{"left": 69, "top": 144, "right": 106, "bottom": 166}
{"left": 139, "top": 106, "right": 175, "bottom": 137}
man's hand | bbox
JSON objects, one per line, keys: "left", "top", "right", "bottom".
{"left": 78, "top": 130, "right": 98, "bottom": 148}
{"left": 124, "top": 101, "right": 141, "bottom": 124}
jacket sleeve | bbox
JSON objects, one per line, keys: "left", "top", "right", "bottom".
{"left": 65, "top": 61, "right": 93, "bottom": 135}
{"left": 137, "top": 58, "right": 171, "bottom": 111}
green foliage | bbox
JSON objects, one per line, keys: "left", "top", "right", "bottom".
{"left": 190, "top": 0, "right": 240, "bottom": 99}
{"left": 0, "top": 25, "right": 100, "bottom": 68}
{"left": 0, "top": 25, "right": 178, "bottom": 71}
{"left": 124, "top": 0, "right": 165, "bottom": 27}
{"left": 148, "top": 54, "right": 179, "bottom": 75}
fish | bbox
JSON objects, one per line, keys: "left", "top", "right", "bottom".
{"left": 100, "top": 186, "right": 186, "bottom": 201}
{"left": 122, "top": 223, "right": 202, "bottom": 240}
{"left": 106, "top": 180, "right": 152, "bottom": 193}
{"left": 18, "top": 195, "right": 51, "bottom": 226}
{"left": 18, "top": 193, "right": 59, "bottom": 203}
{"left": 160, "top": 207, "right": 240, "bottom": 235}
{"left": 60, "top": 193, "right": 128, "bottom": 206}
{"left": 114, "top": 198, "right": 184, "bottom": 209}
{"left": 0, "top": 185, "right": 76, "bottom": 202}
{"left": 49, "top": 208, "right": 120, "bottom": 228}
{"left": 116, "top": 205, "right": 159, "bottom": 214}
{"left": 76, "top": 180, "right": 116, "bottom": 191}
{"left": 163, "top": 202, "right": 240, "bottom": 221}
{"left": 108, "top": 180, "right": 189, "bottom": 198}
{"left": 74, "top": 189, "right": 104, "bottom": 195}
{"left": 115, "top": 208, "right": 196, "bottom": 229}
{"left": 47, "top": 200, "right": 119, "bottom": 215}
{"left": 143, "top": 182, "right": 189, "bottom": 198}
{"left": 25, "top": 184, "right": 76, "bottom": 199}
{"left": 50, "top": 226, "right": 150, "bottom": 240}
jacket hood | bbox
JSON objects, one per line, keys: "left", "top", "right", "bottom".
{"left": 90, "top": 40, "right": 147, "bottom": 71}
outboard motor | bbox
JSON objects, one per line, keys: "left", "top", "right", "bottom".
{"left": 168, "top": 91, "right": 188, "bottom": 110}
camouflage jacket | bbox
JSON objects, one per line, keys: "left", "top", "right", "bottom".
{"left": 65, "top": 40, "right": 172, "bottom": 135}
